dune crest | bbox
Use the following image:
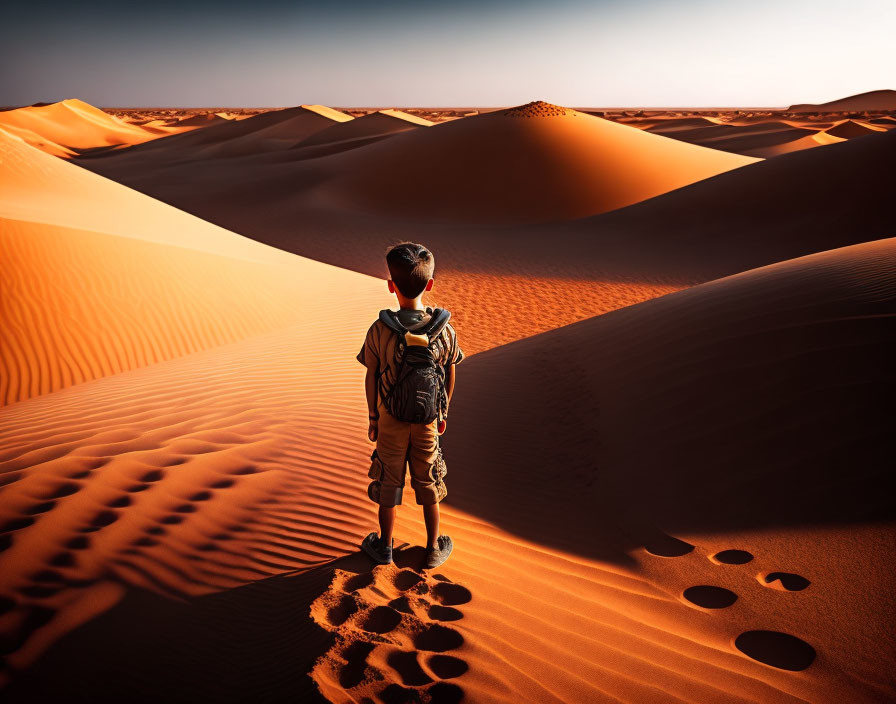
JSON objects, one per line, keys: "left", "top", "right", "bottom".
{"left": 0, "top": 99, "right": 195, "bottom": 156}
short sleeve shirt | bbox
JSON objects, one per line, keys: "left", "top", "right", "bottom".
{"left": 357, "top": 307, "right": 464, "bottom": 398}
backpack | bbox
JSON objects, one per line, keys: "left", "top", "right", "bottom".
{"left": 378, "top": 308, "right": 452, "bottom": 424}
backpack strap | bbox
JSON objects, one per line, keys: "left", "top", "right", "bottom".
{"left": 378, "top": 308, "right": 407, "bottom": 334}
{"left": 379, "top": 308, "right": 451, "bottom": 338}
{"left": 421, "top": 308, "right": 451, "bottom": 341}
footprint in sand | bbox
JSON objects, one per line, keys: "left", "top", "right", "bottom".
{"left": 710, "top": 549, "right": 754, "bottom": 565}
{"left": 682, "top": 585, "right": 738, "bottom": 609}
{"left": 649, "top": 536, "right": 816, "bottom": 671}
{"left": 311, "top": 564, "right": 471, "bottom": 703}
{"left": 734, "top": 630, "right": 816, "bottom": 671}
{"left": 758, "top": 572, "right": 811, "bottom": 592}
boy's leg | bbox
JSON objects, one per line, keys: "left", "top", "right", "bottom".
{"left": 422, "top": 503, "right": 439, "bottom": 550}
{"left": 379, "top": 504, "right": 396, "bottom": 544}
{"left": 408, "top": 419, "right": 448, "bottom": 553}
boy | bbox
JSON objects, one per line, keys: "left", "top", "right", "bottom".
{"left": 356, "top": 242, "right": 463, "bottom": 569}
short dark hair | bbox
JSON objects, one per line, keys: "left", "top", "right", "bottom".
{"left": 386, "top": 242, "right": 435, "bottom": 298}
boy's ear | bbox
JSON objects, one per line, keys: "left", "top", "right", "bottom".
{"left": 425, "top": 278, "right": 434, "bottom": 292}
{"left": 387, "top": 280, "right": 395, "bottom": 293}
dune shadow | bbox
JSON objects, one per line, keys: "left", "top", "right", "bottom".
{"left": 0, "top": 552, "right": 376, "bottom": 704}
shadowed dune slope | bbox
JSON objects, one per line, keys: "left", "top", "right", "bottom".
{"left": 562, "top": 128, "right": 896, "bottom": 274}
{"left": 0, "top": 127, "right": 389, "bottom": 406}
{"left": 1, "top": 241, "right": 892, "bottom": 703}
{"left": 175, "top": 113, "right": 232, "bottom": 127}
{"left": 646, "top": 119, "right": 816, "bottom": 155}
{"left": 0, "top": 100, "right": 162, "bottom": 155}
{"left": 445, "top": 237, "right": 895, "bottom": 700}
{"left": 824, "top": 119, "right": 886, "bottom": 139}
{"left": 788, "top": 89, "right": 896, "bottom": 112}
{"left": 297, "top": 109, "right": 432, "bottom": 147}
{"left": 744, "top": 130, "right": 844, "bottom": 158}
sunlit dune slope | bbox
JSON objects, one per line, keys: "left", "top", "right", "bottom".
{"left": 314, "top": 100, "right": 757, "bottom": 223}
{"left": 0, "top": 100, "right": 172, "bottom": 155}
{"left": 1, "top": 239, "right": 891, "bottom": 703}
{"left": 0, "top": 127, "right": 390, "bottom": 406}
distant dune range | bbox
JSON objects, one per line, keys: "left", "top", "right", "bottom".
{"left": 77, "top": 103, "right": 896, "bottom": 354}
{"left": 82, "top": 101, "right": 758, "bottom": 225}
{"left": 1, "top": 95, "right": 894, "bottom": 702}
{"left": 788, "top": 88, "right": 896, "bottom": 112}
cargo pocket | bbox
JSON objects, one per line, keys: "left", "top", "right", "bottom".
{"left": 368, "top": 449, "right": 384, "bottom": 480}
{"left": 430, "top": 444, "right": 448, "bottom": 502}
{"left": 368, "top": 449, "right": 384, "bottom": 503}
{"left": 429, "top": 445, "right": 447, "bottom": 482}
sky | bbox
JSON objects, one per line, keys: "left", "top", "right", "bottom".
{"left": 2, "top": 0, "right": 894, "bottom": 107}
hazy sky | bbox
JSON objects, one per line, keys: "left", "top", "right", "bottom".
{"left": 2, "top": 0, "right": 893, "bottom": 107}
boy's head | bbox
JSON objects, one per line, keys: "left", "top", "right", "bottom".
{"left": 386, "top": 242, "right": 435, "bottom": 298}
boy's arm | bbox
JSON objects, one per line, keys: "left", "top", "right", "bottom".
{"left": 365, "top": 367, "right": 378, "bottom": 441}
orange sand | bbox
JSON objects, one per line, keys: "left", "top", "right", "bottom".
{"left": 1, "top": 97, "right": 893, "bottom": 703}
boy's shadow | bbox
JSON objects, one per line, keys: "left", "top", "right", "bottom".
{"left": 2, "top": 543, "right": 445, "bottom": 704}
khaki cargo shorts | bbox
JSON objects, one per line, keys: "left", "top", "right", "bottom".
{"left": 367, "top": 406, "right": 447, "bottom": 507}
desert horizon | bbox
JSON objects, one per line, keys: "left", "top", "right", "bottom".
{"left": 1, "top": 0, "right": 894, "bottom": 700}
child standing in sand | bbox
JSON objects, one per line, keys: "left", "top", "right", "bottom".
{"left": 356, "top": 242, "right": 464, "bottom": 569}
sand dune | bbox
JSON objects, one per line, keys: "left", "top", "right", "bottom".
{"left": 563, "top": 128, "right": 896, "bottom": 275}
{"left": 745, "top": 130, "right": 845, "bottom": 158}
{"left": 298, "top": 109, "right": 432, "bottom": 147}
{"left": 788, "top": 89, "right": 896, "bottom": 112}
{"left": 443, "top": 237, "right": 895, "bottom": 703}
{"left": 96, "top": 104, "right": 354, "bottom": 160}
{"left": 645, "top": 119, "right": 816, "bottom": 155}
{"left": 0, "top": 100, "right": 167, "bottom": 155}
{"left": 1, "top": 236, "right": 891, "bottom": 702}
{"left": 76, "top": 111, "right": 895, "bottom": 360}
{"left": 0, "top": 127, "right": 390, "bottom": 406}
{"left": 642, "top": 116, "right": 725, "bottom": 132}
{"left": 175, "top": 113, "right": 233, "bottom": 127}
{"left": 824, "top": 119, "right": 886, "bottom": 139}
{"left": 312, "top": 101, "right": 758, "bottom": 224}
{"left": 867, "top": 116, "right": 896, "bottom": 128}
